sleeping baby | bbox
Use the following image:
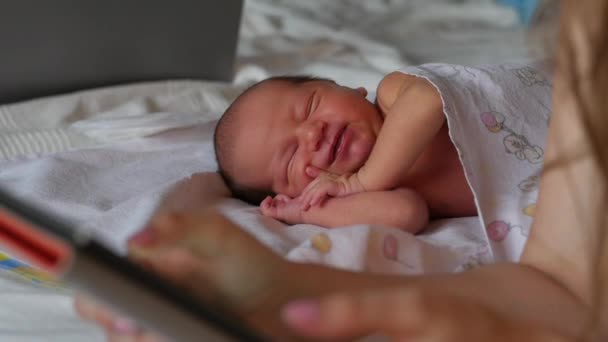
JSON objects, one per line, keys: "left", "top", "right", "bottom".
{"left": 214, "top": 63, "right": 551, "bottom": 234}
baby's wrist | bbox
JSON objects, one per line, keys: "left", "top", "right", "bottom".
{"left": 349, "top": 173, "right": 367, "bottom": 193}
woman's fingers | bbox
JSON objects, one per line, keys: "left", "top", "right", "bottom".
{"left": 106, "top": 330, "right": 166, "bottom": 342}
{"left": 75, "top": 294, "right": 173, "bottom": 342}
{"left": 127, "top": 212, "right": 191, "bottom": 249}
{"left": 74, "top": 295, "right": 141, "bottom": 337}
{"left": 132, "top": 247, "right": 218, "bottom": 303}
{"left": 282, "top": 288, "right": 570, "bottom": 342}
{"left": 282, "top": 288, "right": 496, "bottom": 341}
{"left": 127, "top": 209, "right": 285, "bottom": 314}
{"left": 128, "top": 210, "right": 236, "bottom": 260}
{"left": 74, "top": 295, "right": 116, "bottom": 329}
{"left": 282, "top": 291, "right": 413, "bottom": 340}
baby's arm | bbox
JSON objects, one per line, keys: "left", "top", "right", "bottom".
{"left": 300, "top": 73, "right": 445, "bottom": 208}
{"left": 261, "top": 188, "right": 429, "bottom": 234}
{"left": 358, "top": 72, "right": 445, "bottom": 191}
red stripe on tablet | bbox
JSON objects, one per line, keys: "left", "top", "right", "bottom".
{"left": 0, "top": 209, "right": 72, "bottom": 275}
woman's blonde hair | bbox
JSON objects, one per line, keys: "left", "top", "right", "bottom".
{"left": 557, "top": 0, "right": 608, "bottom": 338}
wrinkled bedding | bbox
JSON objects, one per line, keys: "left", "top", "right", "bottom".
{"left": 0, "top": 1, "right": 542, "bottom": 341}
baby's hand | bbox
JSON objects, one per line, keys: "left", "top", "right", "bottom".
{"left": 260, "top": 194, "right": 304, "bottom": 224}
{"left": 300, "top": 166, "right": 365, "bottom": 210}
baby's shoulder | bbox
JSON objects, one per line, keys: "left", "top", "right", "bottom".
{"left": 376, "top": 72, "right": 418, "bottom": 113}
{"left": 376, "top": 71, "right": 440, "bottom": 114}
{"left": 377, "top": 71, "right": 419, "bottom": 97}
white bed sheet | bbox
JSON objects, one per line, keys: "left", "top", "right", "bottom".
{"left": 0, "top": 0, "right": 537, "bottom": 341}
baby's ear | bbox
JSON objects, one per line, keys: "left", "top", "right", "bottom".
{"left": 355, "top": 87, "right": 368, "bottom": 97}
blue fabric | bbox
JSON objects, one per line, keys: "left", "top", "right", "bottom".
{"left": 497, "top": 0, "right": 540, "bottom": 24}
{"left": 0, "top": 258, "right": 23, "bottom": 269}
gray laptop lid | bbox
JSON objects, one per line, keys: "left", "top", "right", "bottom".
{"left": 0, "top": 1, "right": 242, "bottom": 104}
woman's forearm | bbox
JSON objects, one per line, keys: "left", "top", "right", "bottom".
{"left": 285, "top": 261, "right": 585, "bottom": 338}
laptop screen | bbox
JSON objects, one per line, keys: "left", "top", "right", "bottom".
{"left": 0, "top": 0, "right": 242, "bottom": 104}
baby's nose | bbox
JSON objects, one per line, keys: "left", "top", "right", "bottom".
{"left": 300, "top": 121, "right": 326, "bottom": 151}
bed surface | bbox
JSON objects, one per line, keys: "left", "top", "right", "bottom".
{"left": 0, "top": 1, "right": 541, "bottom": 341}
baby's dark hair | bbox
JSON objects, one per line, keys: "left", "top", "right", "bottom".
{"left": 214, "top": 75, "right": 334, "bottom": 205}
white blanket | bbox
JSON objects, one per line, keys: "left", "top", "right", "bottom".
{"left": 0, "top": 0, "right": 542, "bottom": 341}
{"left": 0, "top": 115, "right": 486, "bottom": 341}
{"left": 0, "top": 117, "right": 488, "bottom": 267}
{"left": 399, "top": 62, "right": 551, "bottom": 262}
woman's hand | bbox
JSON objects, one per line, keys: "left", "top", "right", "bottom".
{"left": 282, "top": 287, "right": 572, "bottom": 342}
{"left": 125, "top": 210, "right": 287, "bottom": 314}
{"left": 74, "top": 295, "right": 165, "bottom": 342}
{"left": 75, "top": 209, "right": 295, "bottom": 341}
{"left": 300, "top": 166, "right": 365, "bottom": 210}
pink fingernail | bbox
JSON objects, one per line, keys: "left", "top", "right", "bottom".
{"left": 128, "top": 229, "right": 156, "bottom": 247}
{"left": 282, "top": 300, "right": 320, "bottom": 327}
{"left": 112, "top": 318, "right": 139, "bottom": 334}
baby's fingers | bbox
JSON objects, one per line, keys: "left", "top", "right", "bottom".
{"left": 300, "top": 183, "right": 323, "bottom": 210}
{"left": 305, "top": 166, "right": 323, "bottom": 179}
{"left": 299, "top": 186, "right": 314, "bottom": 211}
{"left": 260, "top": 196, "right": 272, "bottom": 208}
{"left": 282, "top": 290, "right": 432, "bottom": 340}
{"left": 307, "top": 180, "right": 340, "bottom": 207}
{"left": 261, "top": 196, "right": 293, "bottom": 221}
{"left": 259, "top": 196, "right": 275, "bottom": 216}
{"left": 309, "top": 187, "right": 330, "bottom": 207}
{"left": 273, "top": 193, "right": 292, "bottom": 203}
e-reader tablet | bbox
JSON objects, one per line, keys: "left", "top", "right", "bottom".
{"left": 0, "top": 186, "right": 269, "bottom": 342}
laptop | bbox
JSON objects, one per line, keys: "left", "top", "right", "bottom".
{"left": 0, "top": 0, "right": 242, "bottom": 104}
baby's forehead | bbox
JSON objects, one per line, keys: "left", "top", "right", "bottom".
{"left": 235, "top": 81, "right": 299, "bottom": 116}
{"left": 253, "top": 79, "right": 299, "bottom": 95}
{"left": 233, "top": 77, "right": 332, "bottom": 130}
{"left": 230, "top": 85, "right": 284, "bottom": 135}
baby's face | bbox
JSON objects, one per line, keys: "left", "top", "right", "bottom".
{"left": 230, "top": 80, "right": 383, "bottom": 199}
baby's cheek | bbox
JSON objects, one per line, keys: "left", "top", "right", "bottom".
{"left": 347, "top": 137, "right": 373, "bottom": 172}
{"left": 275, "top": 176, "right": 307, "bottom": 199}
